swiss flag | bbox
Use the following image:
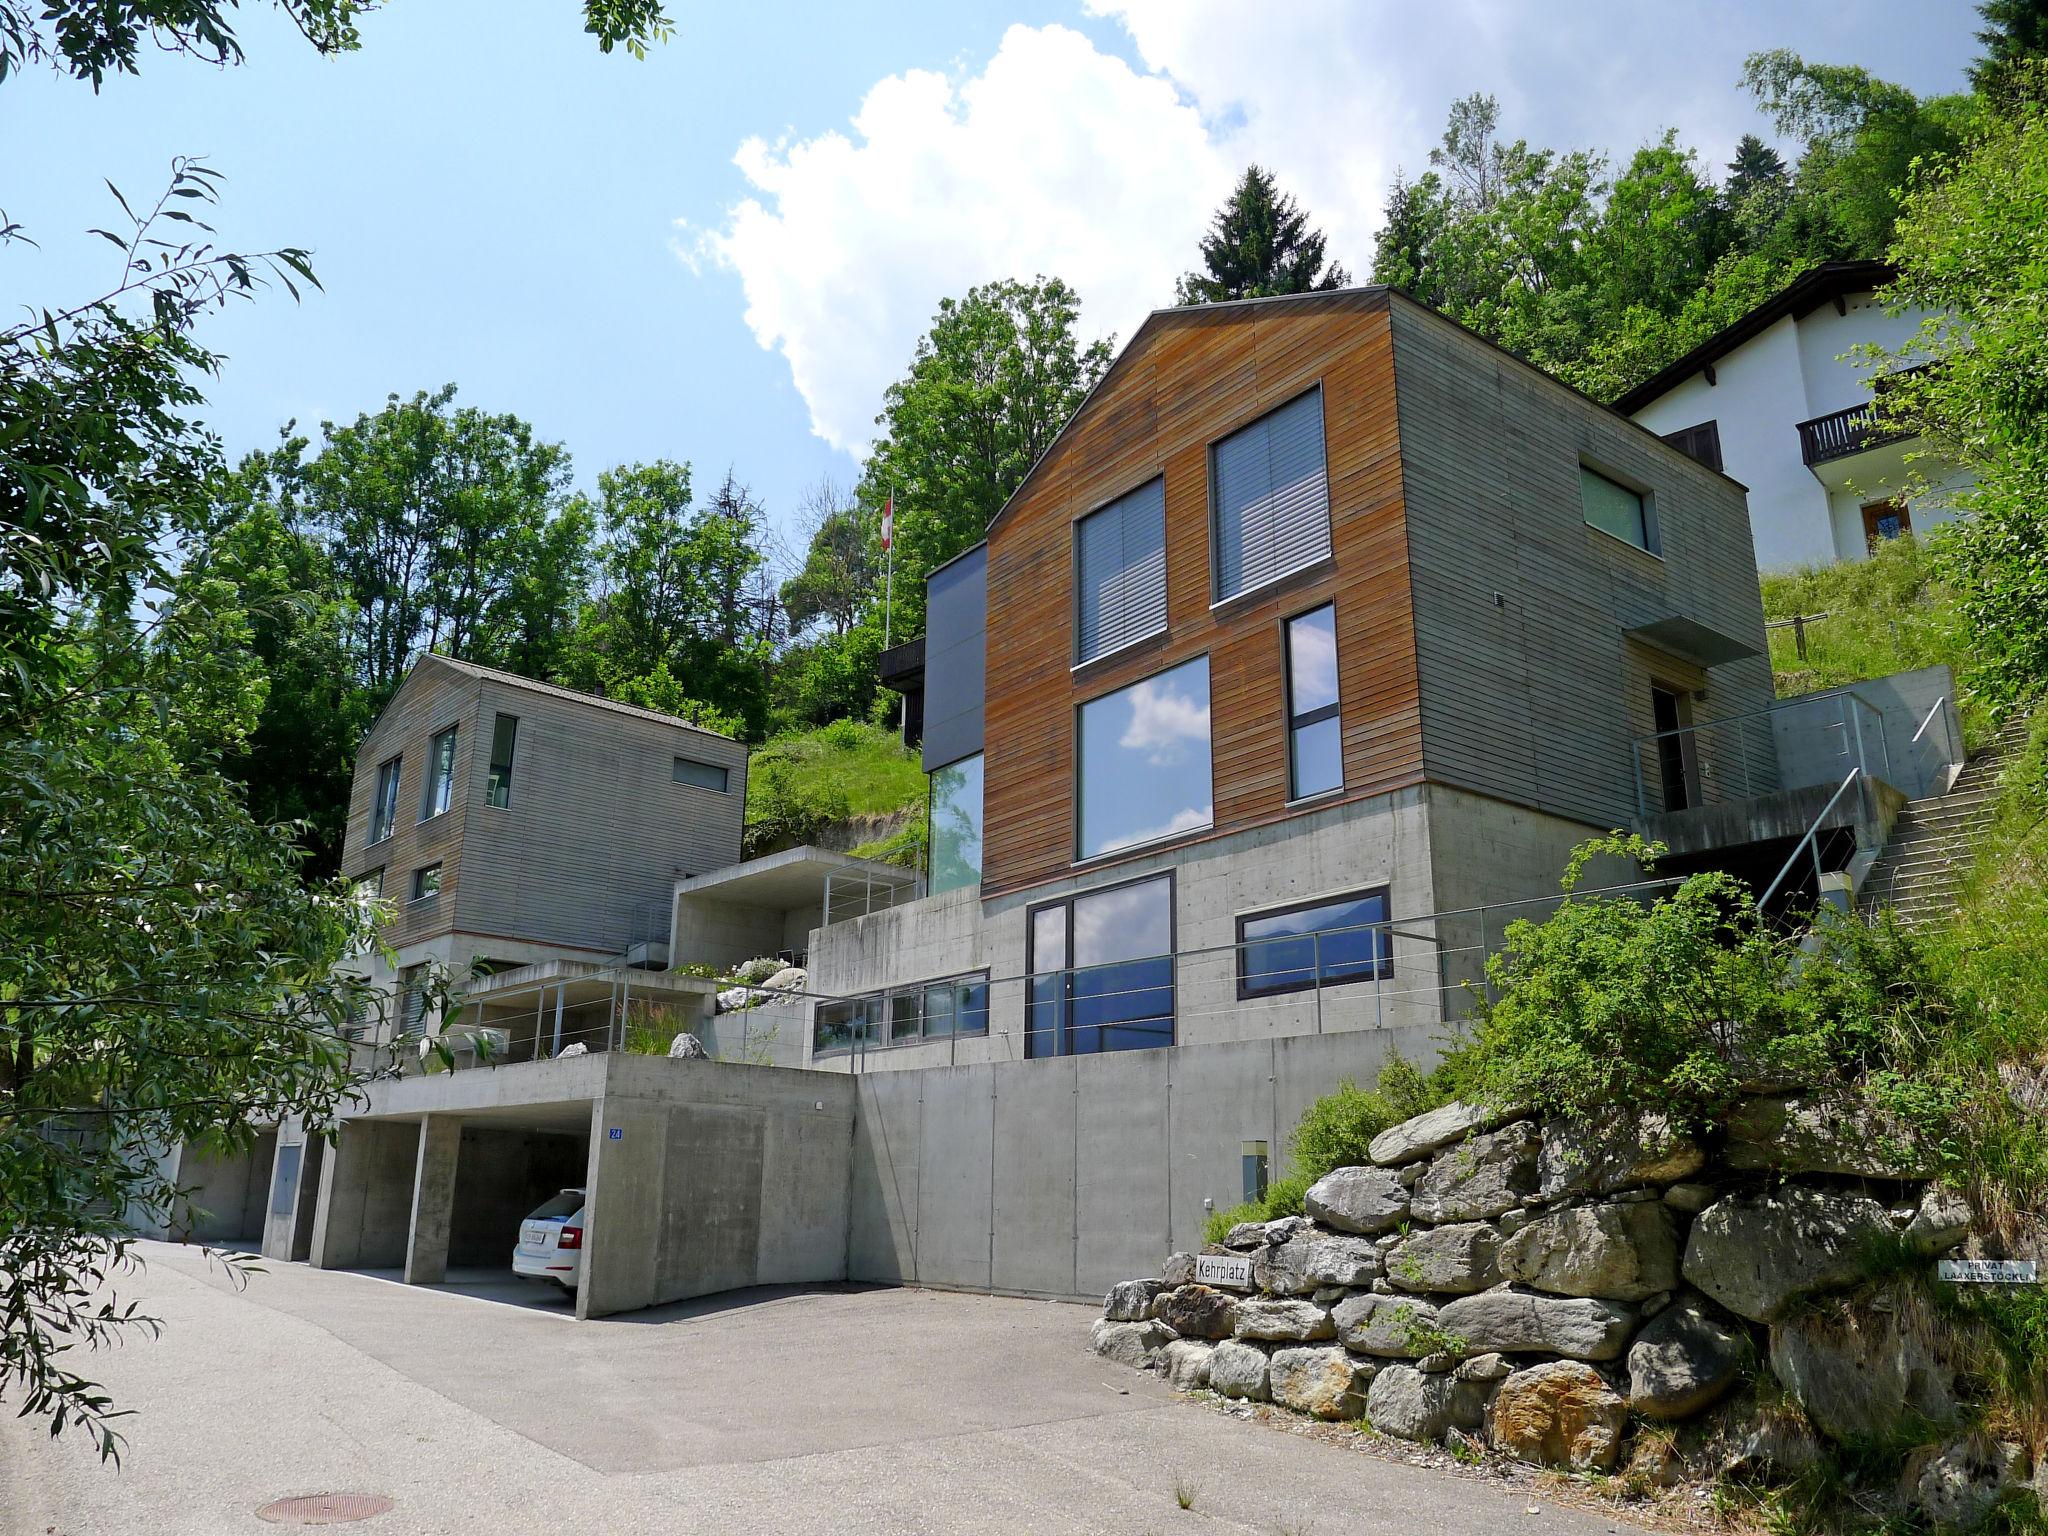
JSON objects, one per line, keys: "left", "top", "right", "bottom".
{"left": 881, "top": 494, "right": 894, "bottom": 552}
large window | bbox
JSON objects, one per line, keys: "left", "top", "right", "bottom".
{"left": 1580, "top": 464, "right": 1658, "bottom": 554}
{"left": 672, "top": 756, "right": 730, "bottom": 792}
{"left": 928, "top": 753, "right": 983, "bottom": 896}
{"left": 1237, "top": 888, "right": 1392, "bottom": 999}
{"left": 419, "top": 725, "right": 458, "bottom": 821}
{"left": 1284, "top": 604, "right": 1341, "bottom": 799}
{"left": 1074, "top": 476, "right": 1166, "bottom": 665}
{"left": 811, "top": 972, "right": 989, "bottom": 1057}
{"left": 1077, "top": 656, "right": 1212, "bottom": 859}
{"left": 1027, "top": 874, "right": 1174, "bottom": 1058}
{"left": 369, "top": 756, "right": 401, "bottom": 844}
{"left": 1212, "top": 386, "right": 1332, "bottom": 603}
{"left": 485, "top": 713, "right": 518, "bottom": 808}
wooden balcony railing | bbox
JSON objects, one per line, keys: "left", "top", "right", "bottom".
{"left": 1796, "top": 368, "right": 1927, "bottom": 466}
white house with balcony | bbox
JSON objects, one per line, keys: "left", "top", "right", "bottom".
{"left": 1617, "top": 260, "right": 1972, "bottom": 573}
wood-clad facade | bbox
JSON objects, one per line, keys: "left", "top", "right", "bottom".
{"left": 975, "top": 287, "right": 1769, "bottom": 907}
{"left": 981, "top": 292, "right": 1424, "bottom": 900}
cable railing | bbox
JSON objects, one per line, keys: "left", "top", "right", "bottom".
{"left": 1631, "top": 690, "right": 1890, "bottom": 817}
{"left": 349, "top": 877, "right": 1694, "bottom": 1079}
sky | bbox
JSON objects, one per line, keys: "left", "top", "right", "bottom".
{"left": 3, "top": 0, "right": 1984, "bottom": 558}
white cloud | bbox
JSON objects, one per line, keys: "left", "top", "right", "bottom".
{"left": 696, "top": 23, "right": 1231, "bottom": 456}
{"left": 698, "top": 2, "right": 1979, "bottom": 459}
{"left": 1118, "top": 672, "right": 1210, "bottom": 763}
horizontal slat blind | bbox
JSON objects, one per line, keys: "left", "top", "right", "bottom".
{"left": 1075, "top": 476, "right": 1167, "bottom": 663}
{"left": 1213, "top": 386, "right": 1331, "bottom": 601}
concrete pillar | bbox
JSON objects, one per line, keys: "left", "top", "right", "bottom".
{"left": 576, "top": 1097, "right": 663, "bottom": 1321}
{"left": 404, "top": 1115, "right": 462, "bottom": 1286}
{"left": 307, "top": 1122, "right": 362, "bottom": 1270}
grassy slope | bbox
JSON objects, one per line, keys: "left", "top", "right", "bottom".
{"left": 742, "top": 719, "right": 925, "bottom": 861}
{"left": 1759, "top": 536, "right": 1991, "bottom": 744}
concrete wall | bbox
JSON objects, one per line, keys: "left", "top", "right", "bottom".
{"left": 1772, "top": 664, "right": 1959, "bottom": 801}
{"left": 845, "top": 1025, "right": 1442, "bottom": 1301}
{"left": 170, "top": 1131, "right": 277, "bottom": 1244}
{"left": 309, "top": 1118, "right": 420, "bottom": 1271}
{"left": 697, "top": 1000, "right": 809, "bottom": 1070}
{"left": 806, "top": 790, "right": 1447, "bottom": 1074}
{"left": 575, "top": 1055, "right": 858, "bottom": 1319}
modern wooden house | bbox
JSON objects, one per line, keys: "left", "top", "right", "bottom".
{"left": 810, "top": 286, "right": 1803, "bottom": 1066}
{"left": 337, "top": 655, "right": 748, "bottom": 1043}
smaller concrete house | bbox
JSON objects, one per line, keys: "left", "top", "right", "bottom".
{"left": 1619, "top": 260, "right": 1971, "bottom": 572}
{"left": 335, "top": 655, "right": 749, "bottom": 1043}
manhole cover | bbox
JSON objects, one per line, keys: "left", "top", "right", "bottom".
{"left": 255, "top": 1493, "right": 395, "bottom": 1525}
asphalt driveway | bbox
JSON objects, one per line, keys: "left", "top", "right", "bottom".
{"left": 0, "top": 1241, "right": 1650, "bottom": 1535}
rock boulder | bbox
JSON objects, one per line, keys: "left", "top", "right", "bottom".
{"left": 666, "top": 1033, "right": 709, "bottom": 1060}
{"left": 1410, "top": 1121, "right": 1542, "bottom": 1222}
{"left": 1435, "top": 1287, "right": 1637, "bottom": 1362}
{"left": 1369, "top": 1101, "right": 1508, "bottom": 1167}
{"left": 1090, "top": 1318, "right": 1173, "bottom": 1369}
{"left": 1270, "top": 1345, "right": 1374, "bottom": 1420}
{"left": 1768, "top": 1285, "right": 1960, "bottom": 1442}
{"left": 1232, "top": 1298, "right": 1335, "bottom": 1343}
{"left": 1498, "top": 1201, "right": 1681, "bottom": 1302}
{"left": 1332, "top": 1292, "right": 1436, "bottom": 1358}
{"left": 1626, "top": 1291, "right": 1750, "bottom": 1419}
{"left": 1208, "top": 1339, "right": 1271, "bottom": 1401}
{"left": 1305, "top": 1166, "right": 1411, "bottom": 1235}
{"left": 1723, "top": 1093, "right": 1930, "bottom": 1179}
{"left": 1153, "top": 1285, "right": 1237, "bottom": 1340}
{"left": 1159, "top": 1339, "right": 1214, "bottom": 1392}
{"left": 1488, "top": 1361, "right": 1628, "bottom": 1471}
{"left": 1386, "top": 1222, "right": 1501, "bottom": 1295}
{"left": 1102, "top": 1279, "right": 1163, "bottom": 1322}
{"left": 1903, "top": 1438, "right": 2030, "bottom": 1531}
{"left": 1535, "top": 1111, "right": 1704, "bottom": 1200}
{"left": 1365, "top": 1363, "right": 1491, "bottom": 1442}
{"left": 1681, "top": 1186, "right": 1895, "bottom": 1322}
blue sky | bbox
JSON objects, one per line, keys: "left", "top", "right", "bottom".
{"left": 3, "top": 1, "right": 1983, "bottom": 557}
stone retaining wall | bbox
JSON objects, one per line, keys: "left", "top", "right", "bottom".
{"left": 1092, "top": 1094, "right": 2039, "bottom": 1528}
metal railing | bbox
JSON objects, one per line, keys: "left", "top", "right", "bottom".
{"left": 1758, "top": 768, "right": 1865, "bottom": 914}
{"left": 1632, "top": 690, "right": 1890, "bottom": 818}
{"left": 1913, "top": 693, "right": 1964, "bottom": 793}
{"left": 803, "top": 877, "right": 1687, "bottom": 1071}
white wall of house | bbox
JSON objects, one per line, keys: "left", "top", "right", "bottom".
{"left": 1630, "top": 290, "right": 1969, "bottom": 572}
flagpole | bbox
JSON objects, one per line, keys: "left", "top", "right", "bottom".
{"left": 882, "top": 483, "right": 895, "bottom": 653}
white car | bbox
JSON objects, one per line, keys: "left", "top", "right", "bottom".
{"left": 512, "top": 1188, "right": 586, "bottom": 1294}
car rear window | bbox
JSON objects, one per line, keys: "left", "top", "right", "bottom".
{"left": 526, "top": 1191, "right": 584, "bottom": 1221}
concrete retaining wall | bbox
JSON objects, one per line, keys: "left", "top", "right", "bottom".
{"left": 846, "top": 1025, "right": 1440, "bottom": 1302}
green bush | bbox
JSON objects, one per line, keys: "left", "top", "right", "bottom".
{"left": 1201, "top": 1201, "right": 1265, "bottom": 1247}
{"left": 1286, "top": 1078, "right": 1403, "bottom": 1185}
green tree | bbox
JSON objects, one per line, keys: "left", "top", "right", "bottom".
{"left": 1724, "top": 132, "right": 1788, "bottom": 204}
{"left": 0, "top": 0, "right": 672, "bottom": 87}
{"left": 295, "top": 386, "right": 584, "bottom": 698}
{"left": 780, "top": 478, "right": 874, "bottom": 640}
{"left": 860, "top": 276, "right": 1112, "bottom": 639}
{"left": 1974, "top": 0, "right": 2048, "bottom": 92}
{"left": 1877, "top": 75, "right": 2048, "bottom": 715}
{"left": 188, "top": 445, "right": 370, "bottom": 877}
{"left": 1175, "top": 164, "right": 1350, "bottom": 304}
{"left": 564, "top": 459, "right": 773, "bottom": 735}
{"left": 0, "top": 163, "right": 400, "bottom": 1460}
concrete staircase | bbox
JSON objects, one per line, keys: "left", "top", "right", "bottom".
{"left": 1858, "top": 714, "right": 2031, "bottom": 924}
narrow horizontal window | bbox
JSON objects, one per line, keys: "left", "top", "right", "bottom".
{"left": 1580, "top": 465, "right": 1657, "bottom": 553}
{"left": 410, "top": 862, "right": 442, "bottom": 902}
{"left": 672, "top": 756, "right": 730, "bottom": 792}
{"left": 1213, "top": 387, "right": 1332, "bottom": 602}
{"left": 1075, "top": 477, "right": 1167, "bottom": 665}
{"left": 1237, "top": 888, "right": 1392, "bottom": 999}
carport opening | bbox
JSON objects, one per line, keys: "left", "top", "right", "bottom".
{"left": 174, "top": 1128, "right": 278, "bottom": 1245}
{"left": 447, "top": 1123, "right": 590, "bottom": 1299}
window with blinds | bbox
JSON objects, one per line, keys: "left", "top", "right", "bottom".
{"left": 1211, "top": 387, "right": 1331, "bottom": 603}
{"left": 1074, "top": 476, "right": 1167, "bottom": 665}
